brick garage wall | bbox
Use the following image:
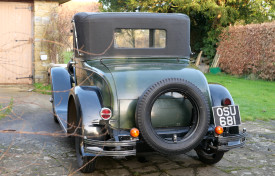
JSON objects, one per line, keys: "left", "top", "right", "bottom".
{"left": 34, "top": 0, "right": 58, "bottom": 83}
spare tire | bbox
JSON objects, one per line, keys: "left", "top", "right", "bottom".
{"left": 135, "top": 78, "right": 210, "bottom": 155}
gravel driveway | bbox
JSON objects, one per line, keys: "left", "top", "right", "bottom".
{"left": 0, "top": 87, "right": 274, "bottom": 176}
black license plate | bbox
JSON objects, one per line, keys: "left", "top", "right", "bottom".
{"left": 212, "top": 105, "right": 241, "bottom": 127}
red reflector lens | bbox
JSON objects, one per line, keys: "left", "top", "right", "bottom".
{"left": 101, "top": 109, "right": 110, "bottom": 114}
{"left": 223, "top": 98, "right": 231, "bottom": 106}
{"left": 100, "top": 108, "right": 112, "bottom": 120}
{"left": 101, "top": 114, "right": 110, "bottom": 119}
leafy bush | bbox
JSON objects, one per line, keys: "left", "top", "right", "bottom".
{"left": 217, "top": 21, "right": 275, "bottom": 81}
{"left": 44, "top": 9, "right": 72, "bottom": 64}
{"left": 99, "top": 0, "right": 275, "bottom": 60}
{"left": 62, "top": 51, "right": 73, "bottom": 64}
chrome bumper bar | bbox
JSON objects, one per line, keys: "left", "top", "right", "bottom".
{"left": 83, "top": 138, "right": 136, "bottom": 157}
{"left": 217, "top": 129, "right": 247, "bottom": 151}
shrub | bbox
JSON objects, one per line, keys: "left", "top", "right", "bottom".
{"left": 44, "top": 2, "right": 99, "bottom": 63}
{"left": 0, "top": 98, "right": 13, "bottom": 120}
{"left": 217, "top": 21, "right": 275, "bottom": 80}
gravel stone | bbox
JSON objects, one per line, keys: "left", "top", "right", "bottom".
{"left": 0, "top": 87, "right": 274, "bottom": 175}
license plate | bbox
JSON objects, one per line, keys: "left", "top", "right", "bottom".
{"left": 212, "top": 105, "right": 241, "bottom": 127}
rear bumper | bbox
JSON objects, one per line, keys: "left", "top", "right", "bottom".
{"left": 81, "top": 127, "right": 247, "bottom": 156}
{"left": 216, "top": 129, "right": 247, "bottom": 152}
{"left": 83, "top": 138, "right": 137, "bottom": 157}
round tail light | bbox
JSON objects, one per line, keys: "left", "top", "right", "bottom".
{"left": 215, "top": 126, "right": 224, "bottom": 135}
{"left": 100, "top": 108, "right": 112, "bottom": 120}
{"left": 130, "top": 128, "right": 139, "bottom": 138}
{"left": 222, "top": 98, "right": 231, "bottom": 106}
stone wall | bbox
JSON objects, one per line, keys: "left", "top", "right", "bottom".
{"left": 34, "top": 0, "right": 59, "bottom": 83}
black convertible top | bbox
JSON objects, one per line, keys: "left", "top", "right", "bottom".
{"left": 73, "top": 12, "right": 190, "bottom": 59}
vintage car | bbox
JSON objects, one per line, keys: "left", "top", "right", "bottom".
{"left": 50, "top": 12, "right": 246, "bottom": 173}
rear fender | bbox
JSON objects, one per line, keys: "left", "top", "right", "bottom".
{"left": 209, "top": 84, "right": 239, "bottom": 133}
{"left": 68, "top": 86, "right": 105, "bottom": 140}
{"left": 209, "top": 84, "right": 234, "bottom": 107}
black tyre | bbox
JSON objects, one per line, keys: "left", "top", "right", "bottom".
{"left": 195, "top": 139, "right": 224, "bottom": 164}
{"left": 136, "top": 78, "right": 210, "bottom": 155}
{"left": 75, "top": 112, "right": 97, "bottom": 173}
{"left": 52, "top": 101, "right": 59, "bottom": 123}
{"left": 51, "top": 83, "right": 59, "bottom": 124}
{"left": 53, "top": 110, "right": 59, "bottom": 123}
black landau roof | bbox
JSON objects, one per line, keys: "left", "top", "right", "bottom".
{"left": 73, "top": 12, "right": 191, "bottom": 59}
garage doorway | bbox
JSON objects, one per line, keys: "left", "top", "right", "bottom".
{"left": 0, "top": 1, "right": 33, "bottom": 84}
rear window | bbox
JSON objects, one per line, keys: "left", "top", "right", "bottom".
{"left": 114, "top": 29, "right": 166, "bottom": 48}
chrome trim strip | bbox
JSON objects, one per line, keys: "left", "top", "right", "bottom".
{"left": 218, "top": 132, "right": 247, "bottom": 144}
{"left": 217, "top": 132, "right": 247, "bottom": 151}
{"left": 84, "top": 139, "right": 136, "bottom": 147}
{"left": 84, "top": 148, "right": 136, "bottom": 157}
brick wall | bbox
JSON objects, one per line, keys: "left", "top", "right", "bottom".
{"left": 34, "top": 0, "right": 59, "bottom": 83}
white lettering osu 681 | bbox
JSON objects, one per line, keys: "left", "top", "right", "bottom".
{"left": 214, "top": 106, "right": 240, "bottom": 127}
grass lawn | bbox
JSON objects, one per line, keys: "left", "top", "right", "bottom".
{"left": 62, "top": 51, "right": 73, "bottom": 64}
{"left": 32, "top": 72, "right": 274, "bottom": 121}
{"left": 205, "top": 73, "right": 275, "bottom": 121}
{"left": 33, "top": 83, "right": 51, "bottom": 95}
{"left": 0, "top": 98, "right": 13, "bottom": 120}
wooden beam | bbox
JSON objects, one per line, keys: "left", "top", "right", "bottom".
{"left": 211, "top": 53, "right": 220, "bottom": 67}
{"left": 195, "top": 51, "right": 203, "bottom": 66}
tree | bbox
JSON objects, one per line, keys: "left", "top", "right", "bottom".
{"left": 99, "top": 0, "right": 275, "bottom": 59}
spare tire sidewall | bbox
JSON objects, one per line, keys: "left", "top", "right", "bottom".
{"left": 136, "top": 78, "right": 210, "bottom": 154}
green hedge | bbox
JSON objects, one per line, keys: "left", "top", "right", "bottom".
{"left": 217, "top": 21, "right": 275, "bottom": 80}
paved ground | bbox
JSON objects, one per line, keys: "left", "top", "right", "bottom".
{"left": 0, "top": 86, "right": 274, "bottom": 176}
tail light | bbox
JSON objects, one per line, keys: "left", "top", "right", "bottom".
{"left": 222, "top": 98, "right": 231, "bottom": 106}
{"left": 215, "top": 126, "right": 224, "bottom": 135}
{"left": 130, "top": 128, "right": 139, "bottom": 138}
{"left": 100, "top": 108, "right": 112, "bottom": 120}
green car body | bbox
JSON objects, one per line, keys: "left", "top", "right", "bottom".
{"left": 80, "top": 58, "right": 210, "bottom": 129}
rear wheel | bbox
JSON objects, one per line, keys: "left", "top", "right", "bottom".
{"left": 75, "top": 133, "right": 97, "bottom": 173}
{"left": 195, "top": 139, "right": 224, "bottom": 164}
{"left": 75, "top": 110, "right": 97, "bottom": 173}
{"left": 53, "top": 109, "right": 58, "bottom": 123}
{"left": 50, "top": 84, "right": 59, "bottom": 123}
{"left": 52, "top": 101, "right": 59, "bottom": 123}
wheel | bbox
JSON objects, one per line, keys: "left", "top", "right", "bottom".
{"left": 75, "top": 113, "right": 97, "bottom": 173}
{"left": 52, "top": 97, "right": 59, "bottom": 123}
{"left": 196, "top": 148, "right": 224, "bottom": 164}
{"left": 51, "top": 84, "right": 59, "bottom": 123}
{"left": 135, "top": 78, "right": 210, "bottom": 155}
{"left": 53, "top": 112, "right": 59, "bottom": 123}
{"left": 195, "top": 139, "right": 224, "bottom": 164}
{"left": 75, "top": 133, "right": 97, "bottom": 173}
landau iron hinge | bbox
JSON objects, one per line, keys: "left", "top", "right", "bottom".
{"left": 16, "top": 75, "right": 33, "bottom": 80}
